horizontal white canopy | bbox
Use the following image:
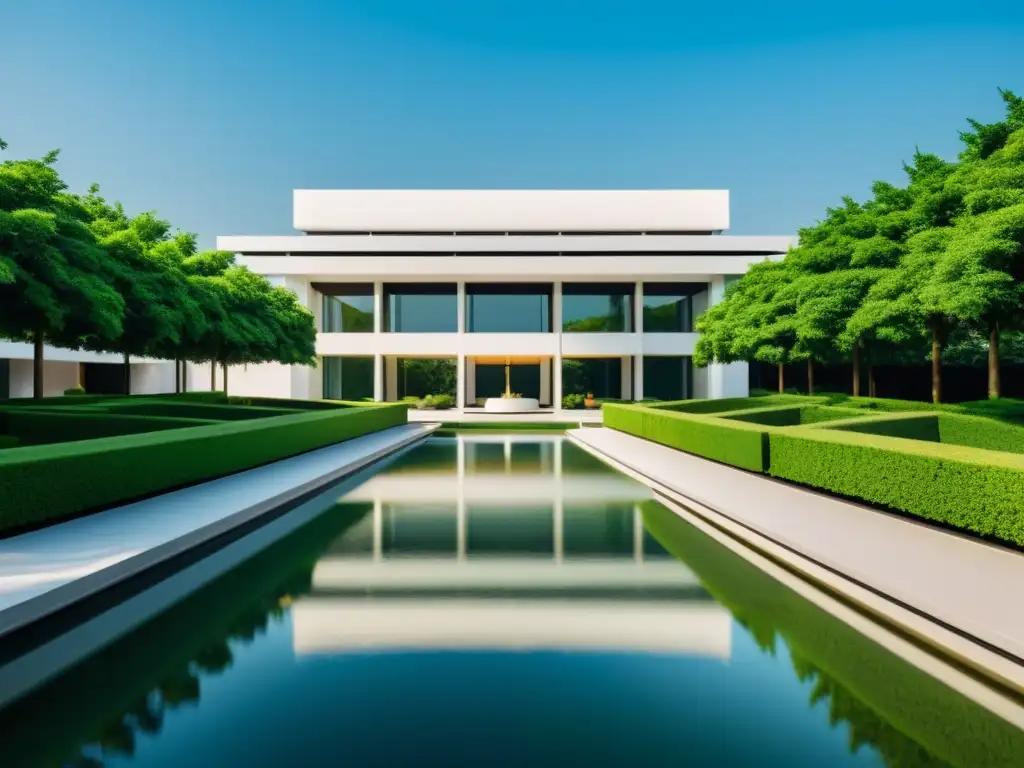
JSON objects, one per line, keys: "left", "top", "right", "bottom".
{"left": 292, "top": 189, "right": 730, "bottom": 233}
{"left": 291, "top": 598, "right": 732, "bottom": 656}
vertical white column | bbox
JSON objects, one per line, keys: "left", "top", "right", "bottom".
{"left": 373, "top": 281, "right": 383, "bottom": 333}
{"left": 466, "top": 358, "right": 476, "bottom": 406}
{"left": 620, "top": 355, "right": 631, "bottom": 400}
{"left": 457, "top": 436, "right": 467, "bottom": 561}
{"left": 634, "top": 355, "right": 644, "bottom": 402}
{"left": 373, "top": 499, "right": 383, "bottom": 562}
{"left": 539, "top": 359, "right": 552, "bottom": 407}
{"left": 456, "top": 354, "right": 466, "bottom": 409}
{"left": 373, "top": 354, "right": 384, "bottom": 401}
{"left": 553, "top": 281, "right": 563, "bottom": 410}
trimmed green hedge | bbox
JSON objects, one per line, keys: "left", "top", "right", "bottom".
{"left": 646, "top": 394, "right": 819, "bottom": 414}
{"left": 769, "top": 427, "right": 1024, "bottom": 544}
{"left": 227, "top": 396, "right": 350, "bottom": 410}
{"left": 104, "top": 401, "right": 299, "bottom": 421}
{"left": 0, "top": 403, "right": 408, "bottom": 534}
{"left": 641, "top": 502, "right": 1024, "bottom": 768}
{"left": 810, "top": 411, "right": 1024, "bottom": 455}
{"left": 603, "top": 403, "right": 769, "bottom": 472}
{"left": 1, "top": 409, "right": 218, "bottom": 447}
{"left": 0, "top": 435, "right": 19, "bottom": 450}
{"left": 0, "top": 391, "right": 228, "bottom": 407}
{"left": 721, "top": 404, "right": 864, "bottom": 428}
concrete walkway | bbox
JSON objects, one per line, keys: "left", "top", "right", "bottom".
{"left": 0, "top": 423, "right": 434, "bottom": 639}
{"left": 569, "top": 427, "right": 1024, "bottom": 668}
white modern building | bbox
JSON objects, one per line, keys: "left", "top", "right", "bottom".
{"left": 216, "top": 190, "right": 794, "bottom": 410}
{"left": 0, "top": 189, "right": 793, "bottom": 404}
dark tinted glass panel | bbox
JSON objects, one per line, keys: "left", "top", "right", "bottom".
{"left": 562, "top": 358, "right": 622, "bottom": 399}
{"left": 643, "top": 356, "right": 692, "bottom": 401}
{"left": 322, "top": 356, "right": 374, "bottom": 400}
{"left": 396, "top": 358, "right": 456, "bottom": 399}
{"left": 322, "top": 295, "right": 374, "bottom": 333}
{"left": 385, "top": 285, "right": 457, "bottom": 333}
{"left": 475, "top": 364, "right": 542, "bottom": 399}
{"left": 642, "top": 283, "right": 708, "bottom": 332}
{"left": 562, "top": 284, "right": 633, "bottom": 332}
{"left": 466, "top": 284, "right": 551, "bottom": 333}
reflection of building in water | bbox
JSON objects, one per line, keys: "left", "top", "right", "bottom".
{"left": 291, "top": 437, "right": 732, "bottom": 658}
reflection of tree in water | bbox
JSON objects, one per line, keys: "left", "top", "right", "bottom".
{"left": 640, "top": 501, "right": 1024, "bottom": 768}
{"left": 71, "top": 583, "right": 302, "bottom": 766}
{"left": 1, "top": 505, "right": 370, "bottom": 768}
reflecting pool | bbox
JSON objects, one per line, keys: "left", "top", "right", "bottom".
{"left": 0, "top": 436, "right": 1021, "bottom": 767}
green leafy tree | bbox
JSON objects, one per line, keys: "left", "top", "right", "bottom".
{"left": 0, "top": 141, "right": 124, "bottom": 398}
{"left": 59, "top": 188, "right": 208, "bottom": 394}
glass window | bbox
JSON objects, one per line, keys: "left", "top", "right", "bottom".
{"left": 562, "top": 284, "right": 633, "bottom": 332}
{"left": 385, "top": 284, "right": 457, "bottom": 333}
{"left": 642, "top": 283, "right": 708, "bottom": 332}
{"left": 322, "top": 294, "right": 374, "bottom": 333}
{"left": 642, "top": 356, "right": 693, "bottom": 401}
{"left": 561, "top": 358, "right": 622, "bottom": 399}
{"left": 396, "top": 358, "right": 456, "bottom": 399}
{"left": 466, "top": 284, "right": 551, "bottom": 333}
{"left": 322, "top": 356, "right": 374, "bottom": 400}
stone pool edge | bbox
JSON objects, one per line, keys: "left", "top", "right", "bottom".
{"left": 566, "top": 428, "right": 1024, "bottom": 702}
{"left": 0, "top": 423, "right": 437, "bottom": 645}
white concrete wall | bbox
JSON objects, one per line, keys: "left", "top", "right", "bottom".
{"left": 705, "top": 275, "right": 749, "bottom": 399}
{"left": 8, "top": 360, "right": 81, "bottom": 398}
{"left": 228, "top": 362, "right": 294, "bottom": 398}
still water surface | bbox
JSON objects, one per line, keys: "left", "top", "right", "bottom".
{"left": 1, "top": 436, "right": 1022, "bottom": 767}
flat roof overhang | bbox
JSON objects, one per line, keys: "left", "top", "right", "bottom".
{"left": 233, "top": 254, "right": 783, "bottom": 280}
{"left": 217, "top": 233, "right": 795, "bottom": 254}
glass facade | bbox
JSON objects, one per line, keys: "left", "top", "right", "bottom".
{"left": 466, "top": 284, "right": 551, "bottom": 333}
{"left": 385, "top": 284, "right": 458, "bottom": 333}
{"left": 322, "top": 356, "right": 374, "bottom": 400}
{"left": 641, "top": 283, "right": 708, "bottom": 333}
{"left": 561, "top": 283, "right": 633, "bottom": 332}
{"left": 395, "top": 358, "right": 456, "bottom": 399}
{"left": 642, "top": 356, "right": 693, "bottom": 401}
{"left": 562, "top": 358, "right": 622, "bottom": 399}
{"left": 322, "top": 293, "right": 374, "bottom": 333}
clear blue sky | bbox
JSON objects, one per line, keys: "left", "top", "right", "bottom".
{"left": 3, "top": 0, "right": 1023, "bottom": 247}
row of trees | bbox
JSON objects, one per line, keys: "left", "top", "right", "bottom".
{"left": 695, "top": 89, "right": 1024, "bottom": 402}
{"left": 0, "top": 139, "right": 316, "bottom": 398}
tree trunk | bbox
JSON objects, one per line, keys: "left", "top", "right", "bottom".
{"left": 211, "top": 360, "right": 217, "bottom": 391}
{"left": 868, "top": 364, "right": 877, "bottom": 398}
{"left": 988, "top": 320, "right": 1001, "bottom": 400}
{"left": 931, "top": 325, "right": 943, "bottom": 404}
{"left": 777, "top": 363, "right": 785, "bottom": 393}
{"left": 33, "top": 330, "right": 44, "bottom": 400}
{"left": 806, "top": 359, "right": 815, "bottom": 396}
{"left": 852, "top": 344, "right": 861, "bottom": 397}
{"left": 182, "top": 361, "right": 188, "bottom": 393}
{"left": 222, "top": 362, "right": 228, "bottom": 393}
{"left": 123, "top": 351, "right": 131, "bottom": 395}
{"left": 175, "top": 359, "right": 181, "bottom": 393}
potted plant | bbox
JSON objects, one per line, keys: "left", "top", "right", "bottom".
{"left": 584, "top": 392, "right": 596, "bottom": 408}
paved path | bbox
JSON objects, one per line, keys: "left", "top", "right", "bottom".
{"left": 570, "top": 427, "right": 1024, "bottom": 664}
{"left": 0, "top": 423, "right": 433, "bottom": 636}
